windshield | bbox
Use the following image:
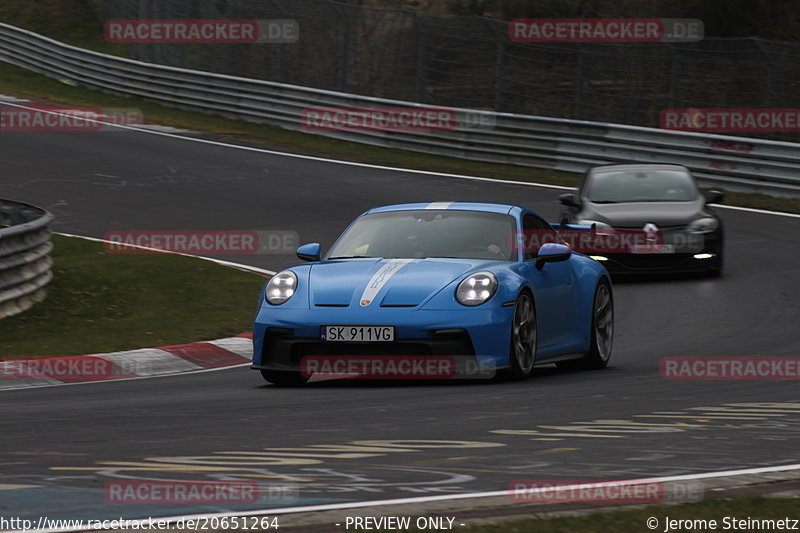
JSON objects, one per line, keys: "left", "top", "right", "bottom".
{"left": 327, "top": 210, "right": 516, "bottom": 261}
{"left": 586, "top": 170, "right": 699, "bottom": 203}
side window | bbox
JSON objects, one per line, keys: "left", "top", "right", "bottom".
{"left": 522, "top": 214, "right": 561, "bottom": 261}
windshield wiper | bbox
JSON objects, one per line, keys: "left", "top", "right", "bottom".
{"left": 328, "top": 255, "right": 375, "bottom": 259}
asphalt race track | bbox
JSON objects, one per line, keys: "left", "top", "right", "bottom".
{"left": 2, "top": 118, "right": 800, "bottom": 522}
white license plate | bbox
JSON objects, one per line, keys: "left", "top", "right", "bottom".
{"left": 323, "top": 326, "right": 394, "bottom": 342}
{"left": 630, "top": 244, "right": 675, "bottom": 254}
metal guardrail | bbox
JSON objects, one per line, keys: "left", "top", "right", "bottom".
{"left": 0, "top": 199, "right": 53, "bottom": 320}
{"left": 1, "top": 22, "right": 799, "bottom": 196}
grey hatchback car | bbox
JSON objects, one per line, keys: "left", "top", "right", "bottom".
{"left": 558, "top": 163, "right": 724, "bottom": 276}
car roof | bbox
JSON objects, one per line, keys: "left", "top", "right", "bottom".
{"left": 589, "top": 163, "right": 691, "bottom": 174}
{"left": 365, "top": 202, "right": 518, "bottom": 216}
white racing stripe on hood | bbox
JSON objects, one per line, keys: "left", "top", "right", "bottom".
{"left": 425, "top": 201, "right": 454, "bottom": 210}
{"left": 360, "top": 259, "right": 415, "bottom": 306}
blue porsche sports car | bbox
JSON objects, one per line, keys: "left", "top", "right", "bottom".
{"left": 252, "top": 202, "right": 613, "bottom": 385}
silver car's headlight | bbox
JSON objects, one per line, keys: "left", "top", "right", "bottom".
{"left": 577, "top": 220, "right": 613, "bottom": 230}
{"left": 265, "top": 271, "right": 297, "bottom": 305}
{"left": 456, "top": 271, "right": 497, "bottom": 307}
{"left": 688, "top": 217, "right": 719, "bottom": 234}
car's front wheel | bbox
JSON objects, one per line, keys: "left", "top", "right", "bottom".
{"left": 707, "top": 248, "right": 724, "bottom": 277}
{"left": 260, "top": 369, "right": 308, "bottom": 386}
{"left": 507, "top": 291, "right": 537, "bottom": 381}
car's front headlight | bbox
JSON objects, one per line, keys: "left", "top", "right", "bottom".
{"left": 265, "top": 271, "right": 297, "bottom": 305}
{"left": 456, "top": 271, "right": 498, "bottom": 307}
{"left": 577, "top": 220, "right": 613, "bottom": 230}
{"left": 688, "top": 217, "right": 719, "bottom": 234}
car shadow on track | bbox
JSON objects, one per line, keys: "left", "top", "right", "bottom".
{"left": 256, "top": 364, "right": 612, "bottom": 388}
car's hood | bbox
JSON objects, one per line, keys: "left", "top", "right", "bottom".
{"left": 585, "top": 198, "right": 706, "bottom": 228}
{"left": 308, "top": 258, "right": 493, "bottom": 307}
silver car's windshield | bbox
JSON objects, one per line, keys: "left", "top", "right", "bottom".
{"left": 587, "top": 170, "right": 699, "bottom": 203}
{"left": 327, "top": 210, "right": 516, "bottom": 261}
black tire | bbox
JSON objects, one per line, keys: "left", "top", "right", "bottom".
{"left": 707, "top": 250, "right": 724, "bottom": 278}
{"left": 706, "top": 229, "right": 725, "bottom": 277}
{"left": 506, "top": 291, "right": 537, "bottom": 381}
{"left": 559, "top": 278, "right": 613, "bottom": 371}
{"left": 260, "top": 369, "right": 308, "bottom": 386}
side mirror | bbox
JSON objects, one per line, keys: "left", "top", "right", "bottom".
{"left": 706, "top": 190, "right": 724, "bottom": 204}
{"left": 296, "top": 242, "right": 321, "bottom": 262}
{"left": 559, "top": 193, "right": 581, "bottom": 208}
{"left": 535, "top": 243, "right": 572, "bottom": 269}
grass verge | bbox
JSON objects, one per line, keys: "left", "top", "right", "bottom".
{"left": 0, "top": 0, "right": 125, "bottom": 56}
{"left": 457, "top": 495, "right": 800, "bottom": 532}
{"left": 0, "top": 235, "right": 265, "bottom": 358}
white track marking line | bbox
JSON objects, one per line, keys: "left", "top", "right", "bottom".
{"left": 100, "top": 349, "right": 202, "bottom": 375}
{"left": 206, "top": 337, "right": 253, "bottom": 353}
{"left": 58, "top": 233, "right": 275, "bottom": 275}
{"left": 0, "top": 483, "right": 39, "bottom": 490}
{"left": 711, "top": 203, "right": 800, "bottom": 219}
{"left": 30, "top": 462, "right": 800, "bottom": 533}
{"left": 3, "top": 100, "right": 797, "bottom": 220}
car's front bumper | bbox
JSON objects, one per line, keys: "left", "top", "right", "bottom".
{"left": 587, "top": 231, "right": 722, "bottom": 273}
{"left": 252, "top": 306, "right": 513, "bottom": 371}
